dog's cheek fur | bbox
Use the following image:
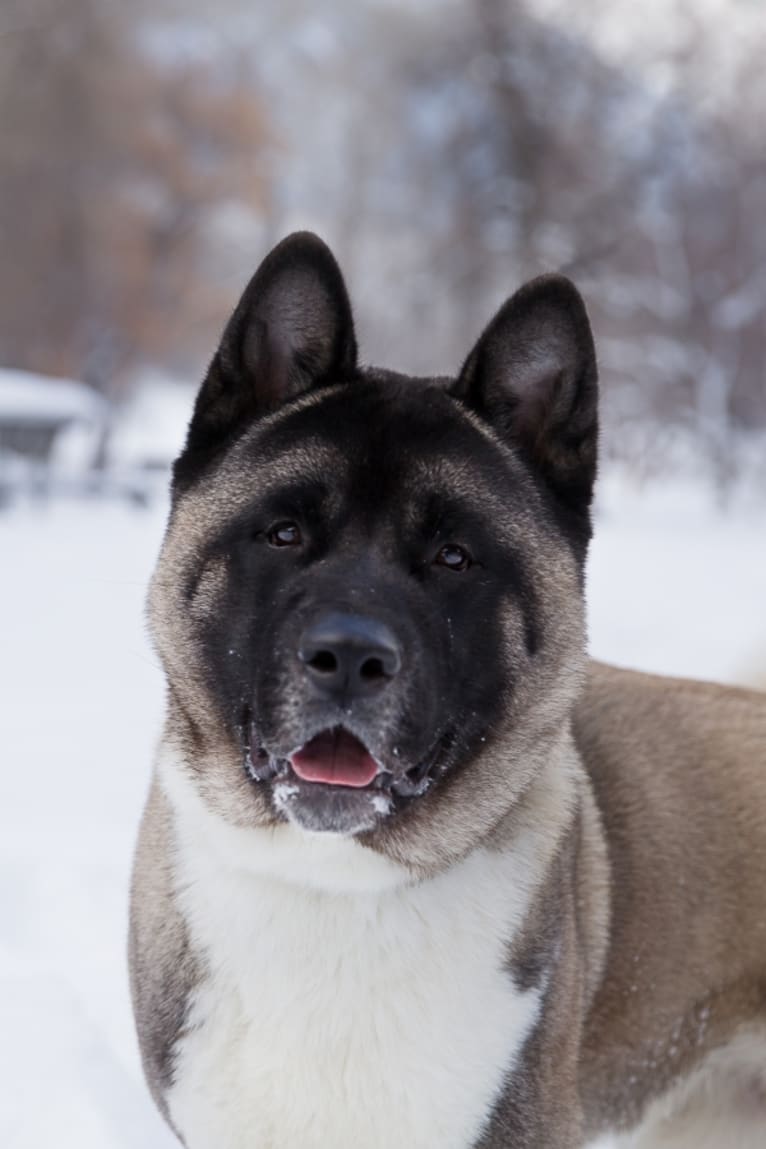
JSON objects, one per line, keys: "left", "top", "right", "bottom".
{"left": 363, "top": 530, "right": 587, "bottom": 877}
{"left": 148, "top": 502, "right": 276, "bottom": 831}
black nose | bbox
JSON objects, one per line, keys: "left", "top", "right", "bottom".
{"left": 298, "top": 612, "right": 402, "bottom": 697}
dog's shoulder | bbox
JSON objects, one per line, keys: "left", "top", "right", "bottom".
{"left": 129, "top": 777, "right": 202, "bottom": 1129}
{"left": 577, "top": 659, "right": 766, "bottom": 773}
{"left": 575, "top": 661, "right": 766, "bottom": 1134}
{"left": 574, "top": 659, "right": 766, "bottom": 878}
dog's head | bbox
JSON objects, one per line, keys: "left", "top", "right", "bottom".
{"left": 149, "top": 232, "right": 597, "bottom": 875}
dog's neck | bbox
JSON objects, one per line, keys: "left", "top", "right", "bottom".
{"left": 159, "top": 724, "right": 583, "bottom": 899}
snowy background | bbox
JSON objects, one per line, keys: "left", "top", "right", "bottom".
{"left": 1, "top": 0, "right": 765, "bottom": 1145}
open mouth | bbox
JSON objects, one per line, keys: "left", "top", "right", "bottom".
{"left": 290, "top": 727, "right": 379, "bottom": 788}
{"left": 245, "top": 722, "right": 443, "bottom": 801}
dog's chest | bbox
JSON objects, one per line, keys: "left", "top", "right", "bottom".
{"left": 168, "top": 842, "right": 541, "bottom": 1149}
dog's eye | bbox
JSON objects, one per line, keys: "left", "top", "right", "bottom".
{"left": 266, "top": 521, "right": 302, "bottom": 548}
{"left": 433, "top": 544, "right": 472, "bottom": 572}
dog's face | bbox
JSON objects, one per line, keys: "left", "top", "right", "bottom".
{"left": 150, "top": 233, "right": 598, "bottom": 874}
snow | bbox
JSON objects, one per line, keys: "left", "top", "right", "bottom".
{"left": 589, "top": 471, "right": 766, "bottom": 688}
{"left": 0, "top": 474, "right": 764, "bottom": 1147}
{"left": 0, "top": 501, "right": 174, "bottom": 1149}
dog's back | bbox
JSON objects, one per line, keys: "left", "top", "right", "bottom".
{"left": 575, "top": 663, "right": 766, "bottom": 1143}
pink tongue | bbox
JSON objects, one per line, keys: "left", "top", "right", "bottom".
{"left": 290, "top": 728, "right": 379, "bottom": 788}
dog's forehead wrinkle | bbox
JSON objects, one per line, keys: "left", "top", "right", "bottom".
{"left": 177, "top": 444, "right": 346, "bottom": 536}
{"left": 214, "top": 377, "right": 517, "bottom": 516}
{"left": 397, "top": 460, "right": 553, "bottom": 560}
{"left": 232, "top": 435, "right": 344, "bottom": 486}
{"left": 405, "top": 461, "right": 520, "bottom": 517}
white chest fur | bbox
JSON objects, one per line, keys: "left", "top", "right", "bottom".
{"left": 163, "top": 766, "right": 543, "bottom": 1149}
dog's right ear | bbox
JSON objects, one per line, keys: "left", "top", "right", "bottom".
{"left": 174, "top": 232, "right": 357, "bottom": 487}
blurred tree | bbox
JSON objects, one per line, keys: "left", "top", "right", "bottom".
{"left": 0, "top": 0, "right": 269, "bottom": 393}
{"left": 381, "top": 0, "right": 766, "bottom": 469}
{"left": 596, "top": 5, "right": 766, "bottom": 480}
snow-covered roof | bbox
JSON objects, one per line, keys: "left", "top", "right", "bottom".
{"left": 0, "top": 367, "right": 106, "bottom": 426}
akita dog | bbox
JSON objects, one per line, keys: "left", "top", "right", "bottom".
{"left": 130, "top": 232, "right": 766, "bottom": 1148}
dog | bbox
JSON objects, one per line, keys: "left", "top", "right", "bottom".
{"left": 129, "top": 232, "right": 766, "bottom": 1148}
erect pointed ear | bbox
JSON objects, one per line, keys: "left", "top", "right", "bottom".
{"left": 176, "top": 232, "right": 357, "bottom": 483}
{"left": 452, "top": 275, "right": 598, "bottom": 511}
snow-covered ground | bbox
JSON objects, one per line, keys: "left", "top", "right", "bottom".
{"left": 0, "top": 475, "right": 764, "bottom": 1148}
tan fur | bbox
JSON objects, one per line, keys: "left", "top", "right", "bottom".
{"left": 576, "top": 663, "right": 766, "bottom": 1138}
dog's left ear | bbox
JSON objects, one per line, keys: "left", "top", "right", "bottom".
{"left": 175, "top": 232, "right": 357, "bottom": 487}
{"left": 452, "top": 275, "right": 598, "bottom": 510}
